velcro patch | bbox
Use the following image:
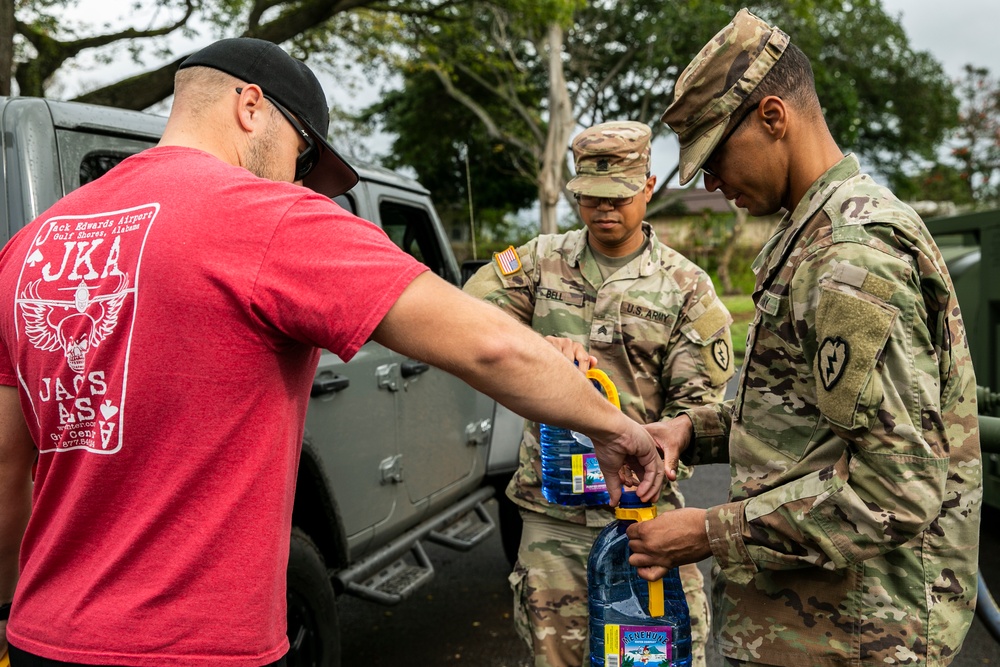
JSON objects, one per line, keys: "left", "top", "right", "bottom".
{"left": 493, "top": 245, "right": 522, "bottom": 276}
{"left": 757, "top": 290, "right": 783, "bottom": 317}
{"left": 691, "top": 298, "right": 730, "bottom": 340}
{"left": 832, "top": 261, "right": 897, "bottom": 301}
{"left": 814, "top": 288, "right": 897, "bottom": 429}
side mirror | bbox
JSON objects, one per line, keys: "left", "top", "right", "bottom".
{"left": 461, "top": 259, "right": 489, "bottom": 286}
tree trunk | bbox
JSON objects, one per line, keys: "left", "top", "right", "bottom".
{"left": 538, "top": 21, "right": 573, "bottom": 235}
{"left": 717, "top": 205, "right": 747, "bottom": 295}
{"left": 0, "top": 0, "right": 13, "bottom": 95}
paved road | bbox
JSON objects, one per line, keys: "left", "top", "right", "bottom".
{"left": 338, "top": 477, "right": 1000, "bottom": 666}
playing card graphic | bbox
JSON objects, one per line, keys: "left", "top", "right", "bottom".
{"left": 15, "top": 204, "right": 158, "bottom": 454}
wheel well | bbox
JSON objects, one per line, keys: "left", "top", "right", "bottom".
{"left": 293, "top": 440, "right": 348, "bottom": 573}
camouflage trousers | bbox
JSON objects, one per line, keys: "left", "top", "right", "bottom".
{"left": 510, "top": 511, "right": 709, "bottom": 667}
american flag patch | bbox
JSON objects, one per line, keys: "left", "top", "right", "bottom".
{"left": 494, "top": 245, "right": 522, "bottom": 276}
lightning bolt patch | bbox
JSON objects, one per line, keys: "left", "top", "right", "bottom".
{"left": 819, "top": 336, "right": 849, "bottom": 391}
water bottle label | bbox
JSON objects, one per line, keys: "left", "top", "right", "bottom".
{"left": 571, "top": 454, "right": 584, "bottom": 493}
{"left": 604, "top": 624, "right": 671, "bottom": 665}
{"left": 570, "top": 453, "right": 607, "bottom": 494}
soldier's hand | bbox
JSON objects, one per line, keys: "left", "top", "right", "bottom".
{"left": 626, "top": 508, "right": 711, "bottom": 580}
{"left": 544, "top": 336, "right": 597, "bottom": 371}
{"left": 645, "top": 416, "right": 693, "bottom": 482}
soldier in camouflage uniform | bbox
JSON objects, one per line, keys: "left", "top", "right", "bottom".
{"left": 464, "top": 121, "right": 735, "bottom": 667}
{"left": 625, "top": 9, "right": 982, "bottom": 667}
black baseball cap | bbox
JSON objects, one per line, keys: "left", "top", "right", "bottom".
{"left": 179, "top": 37, "right": 359, "bottom": 197}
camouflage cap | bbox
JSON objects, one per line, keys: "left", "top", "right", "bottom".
{"left": 566, "top": 121, "right": 651, "bottom": 198}
{"left": 661, "top": 8, "right": 789, "bottom": 185}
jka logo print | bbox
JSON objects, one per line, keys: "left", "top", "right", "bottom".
{"left": 15, "top": 204, "right": 158, "bottom": 454}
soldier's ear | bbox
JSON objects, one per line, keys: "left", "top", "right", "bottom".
{"left": 760, "top": 96, "right": 787, "bottom": 140}
{"left": 644, "top": 175, "right": 657, "bottom": 202}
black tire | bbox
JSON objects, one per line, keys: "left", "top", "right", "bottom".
{"left": 495, "top": 489, "right": 523, "bottom": 567}
{"left": 286, "top": 527, "right": 340, "bottom": 667}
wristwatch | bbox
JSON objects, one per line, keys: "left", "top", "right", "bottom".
{"left": 0, "top": 601, "right": 10, "bottom": 620}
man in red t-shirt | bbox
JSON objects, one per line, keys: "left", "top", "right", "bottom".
{"left": 0, "top": 38, "right": 666, "bottom": 667}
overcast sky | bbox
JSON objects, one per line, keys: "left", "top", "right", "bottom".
{"left": 879, "top": 0, "right": 998, "bottom": 78}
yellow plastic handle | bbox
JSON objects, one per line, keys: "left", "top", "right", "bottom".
{"left": 648, "top": 579, "right": 665, "bottom": 617}
{"left": 0, "top": 648, "right": 9, "bottom": 667}
{"left": 585, "top": 368, "right": 620, "bottom": 410}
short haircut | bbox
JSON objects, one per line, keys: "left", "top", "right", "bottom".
{"left": 731, "top": 42, "right": 820, "bottom": 129}
{"left": 173, "top": 66, "right": 278, "bottom": 121}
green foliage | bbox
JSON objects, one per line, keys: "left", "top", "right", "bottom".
{"left": 744, "top": 0, "right": 959, "bottom": 176}
{"left": 949, "top": 65, "right": 1000, "bottom": 206}
{"left": 358, "top": 63, "right": 539, "bottom": 244}
{"left": 354, "top": 0, "right": 959, "bottom": 234}
{"left": 891, "top": 163, "right": 976, "bottom": 206}
{"left": 888, "top": 65, "right": 1000, "bottom": 207}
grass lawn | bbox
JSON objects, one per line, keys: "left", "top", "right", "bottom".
{"left": 720, "top": 294, "right": 754, "bottom": 368}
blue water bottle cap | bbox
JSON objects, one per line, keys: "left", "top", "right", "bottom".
{"left": 618, "top": 490, "right": 649, "bottom": 508}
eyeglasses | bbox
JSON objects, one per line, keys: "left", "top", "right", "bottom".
{"left": 236, "top": 87, "right": 319, "bottom": 181}
{"left": 701, "top": 101, "right": 760, "bottom": 180}
{"left": 574, "top": 194, "right": 635, "bottom": 209}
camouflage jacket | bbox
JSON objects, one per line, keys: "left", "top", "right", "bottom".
{"left": 465, "top": 223, "right": 734, "bottom": 526}
{"left": 684, "top": 155, "right": 982, "bottom": 666}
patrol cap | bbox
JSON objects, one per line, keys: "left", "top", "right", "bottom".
{"left": 661, "top": 8, "right": 789, "bottom": 185}
{"left": 179, "top": 37, "right": 360, "bottom": 198}
{"left": 566, "top": 121, "right": 651, "bottom": 198}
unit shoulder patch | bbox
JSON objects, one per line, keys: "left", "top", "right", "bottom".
{"left": 712, "top": 338, "right": 731, "bottom": 371}
{"left": 818, "top": 336, "right": 849, "bottom": 390}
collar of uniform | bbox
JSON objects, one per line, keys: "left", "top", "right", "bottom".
{"left": 575, "top": 222, "right": 659, "bottom": 269}
{"left": 640, "top": 222, "right": 662, "bottom": 272}
{"left": 568, "top": 227, "right": 590, "bottom": 266}
{"left": 751, "top": 154, "right": 860, "bottom": 293}
{"left": 789, "top": 154, "right": 861, "bottom": 226}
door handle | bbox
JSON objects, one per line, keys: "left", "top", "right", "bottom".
{"left": 401, "top": 360, "right": 430, "bottom": 378}
{"left": 311, "top": 374, "right": 350, "bottom": 397}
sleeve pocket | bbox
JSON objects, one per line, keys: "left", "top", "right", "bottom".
{"left": 814, "top": 286, "right": 897, "bottom": 430}
{"left": 681, "top": 297, "right": 734, "bottom": 387}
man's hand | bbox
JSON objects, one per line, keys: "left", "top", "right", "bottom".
{"left": 544, "top": 336, "right": 597, "bottom": 370}
{"left": 592, "top": 416, "right": 664, "bottom": 505}
{"left": 644, "top": 415, "right": 694, "bottom": 482}
{"left": 626, "top": 507, "right": 712, "bottom": 580}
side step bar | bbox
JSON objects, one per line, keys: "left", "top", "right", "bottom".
{"left": 335, "top": 485, "right": 496, "bottom": 605}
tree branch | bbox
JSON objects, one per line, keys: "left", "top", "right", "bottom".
{"left": 16, "top": 0, "right": 197, "bottom": 97}
{"left": 427, "top": 63, "right": 538, "bottom": 157}
{"left": 453, "top": 62, "right": 545, "bottom": 145}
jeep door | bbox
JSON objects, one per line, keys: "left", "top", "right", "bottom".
{"left": 368, "top": 185, "right": 493, "bottom": 509}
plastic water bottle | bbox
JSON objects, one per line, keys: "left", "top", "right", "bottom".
{"left": 539, "top": 369, "right": 618, "bottom": 506}
{"left": 588, "top": 491, "right": 692, "bottom": 667}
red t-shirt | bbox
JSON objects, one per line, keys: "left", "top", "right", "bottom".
{"left": 0, "top": 147, "right": 427, "bottom": 666}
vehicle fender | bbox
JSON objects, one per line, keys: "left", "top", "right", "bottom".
{"left": 294, "top": 436, "right": 349, "bottom": 575}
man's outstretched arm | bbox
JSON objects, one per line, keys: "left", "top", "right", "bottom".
{"left": 371, "top": 272, "right": 664, "bottom": 504}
